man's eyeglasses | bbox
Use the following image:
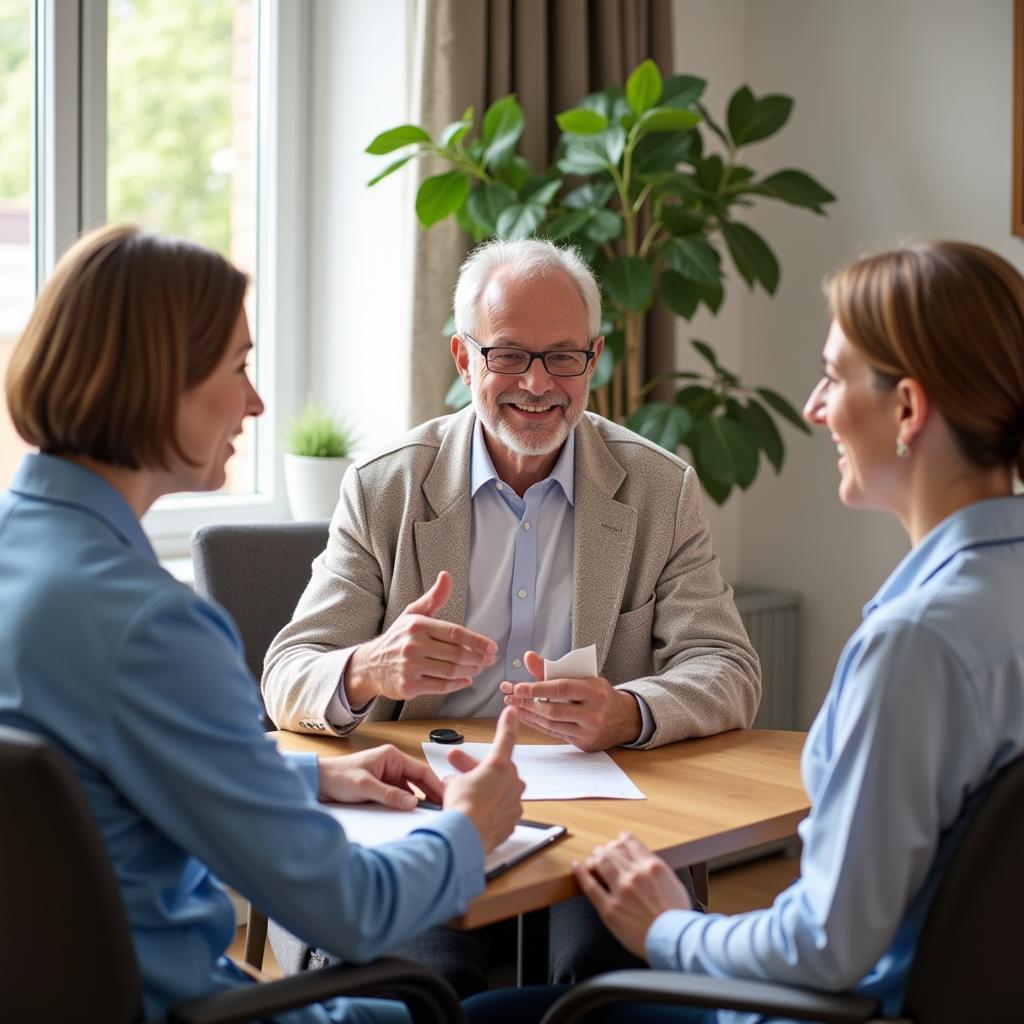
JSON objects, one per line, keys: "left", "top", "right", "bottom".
{"left": 461, "top": 333, "right": 596, "bottom": 378}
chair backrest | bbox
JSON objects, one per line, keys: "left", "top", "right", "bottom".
{"left": 191, "top": 520, "right": 330, "bottom": 684}
{"left": 902, "top": 753, "right": 1024, "bottom": 1022}
{"left": 0, "top": 725, "right": 143, "bottom": 1024}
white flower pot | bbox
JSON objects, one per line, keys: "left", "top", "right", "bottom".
{"left": 283, "top": 454, "right": 352, "bottom": 521}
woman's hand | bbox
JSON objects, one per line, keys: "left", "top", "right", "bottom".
{"left": 318, "top": 744, "right": 444, "bottom": 809}
{"left": 573, "top": 832, "right": 694, "bottom": 959}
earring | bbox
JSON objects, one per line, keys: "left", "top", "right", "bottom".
{"left": 896, "top": 439, "right": 910, "bottom": 459}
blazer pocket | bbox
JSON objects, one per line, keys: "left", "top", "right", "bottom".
{"left": 614, "top": 594, "right": 656, "bottom": 636}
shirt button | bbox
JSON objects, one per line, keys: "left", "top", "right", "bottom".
{"left": 523, "top": 521, "right": 531, "bottom": 530}
{"left": 517, "top": 588, "right": 528, "bottom": 599}
{"left": 513, "top": 658, "right": 522, "bottom": 668}
{"left": 496, "top": 482, "right": 504, "bottom": 491}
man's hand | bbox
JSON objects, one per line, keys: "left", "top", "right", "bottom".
{"left": 318, "top": 744, "right": 444, "bottom": 810}
{"left": 573, "top": 832, "right": 694, "bottom": 960}
{"left": 499, "top": 651, "right": 642, "bottom": 750}
{"left": 442, "top": 707, "right": 525, "bottom": 852}
{"left": 345, "top": 571, "right": 498, "bottom": 707}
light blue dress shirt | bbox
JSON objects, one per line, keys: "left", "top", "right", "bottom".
{"left": 647, "top": 496, "right": 1024, "bottom": 1021}
{"left": 0, "top": 454, "right": 485, "bottom": 1023}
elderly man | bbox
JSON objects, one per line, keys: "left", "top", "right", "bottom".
{"left": 262, "top": 238, "right": 760, "bottom": 992}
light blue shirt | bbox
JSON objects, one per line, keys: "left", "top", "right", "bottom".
{"left": 0, "top": 454, "right": 484, "bottom": 1023}
{"left": 647, "top": 496, "right": 1024, "bottom": 1020}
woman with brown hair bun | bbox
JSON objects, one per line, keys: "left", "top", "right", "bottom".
{"left": 0, "top": 225, "right": 524, "bottom": 1023}
{"left": 465, "top": 241, "right": 1024, "bottom": 1023}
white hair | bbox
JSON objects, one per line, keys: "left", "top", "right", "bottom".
{"left": 452, "top": 238, "right": 602, "bottom": 339}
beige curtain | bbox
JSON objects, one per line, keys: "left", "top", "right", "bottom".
{"left": 407, "top": 0, "right": 675, "bottom": 426}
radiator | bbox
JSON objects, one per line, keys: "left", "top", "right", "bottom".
{"left": 733, "top": 586, "right": 801, "bottom": 731}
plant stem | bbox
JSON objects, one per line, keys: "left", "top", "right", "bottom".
{"left": 638, "top": 222, "right": 664, "bottom": 260}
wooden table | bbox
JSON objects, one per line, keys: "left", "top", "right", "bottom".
{"left": 272, "top": 720, "right": 808, "bottom": 980}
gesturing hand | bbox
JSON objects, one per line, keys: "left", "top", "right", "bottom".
{"left": 318, "top": 744, "right": 444, "bottom": 810}
{"left": 345, "top": 571, "right": 498, "bottom": 707}
{"left": 573, "top": 832, "right": 694, "bottom": 960}
{"left": 499, "top": 650, "right": 642, "bottom": 750}
{"left": 442, "top": 707, "right": 525, "bottom": 852}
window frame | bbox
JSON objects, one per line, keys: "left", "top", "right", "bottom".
{"left": 33, "top": 0, "right": 308, "bottom": 557}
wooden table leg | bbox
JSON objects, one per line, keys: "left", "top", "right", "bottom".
{"left": 517, "top": 907, "right": 550, "bottom": 986}
{"left": 244, "top": 906, "right": 268, "bottom": 970}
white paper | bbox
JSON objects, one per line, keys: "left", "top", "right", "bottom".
{"left": 543, "top": 643, "right": 597, "bottom": 680}
{"left": 322, "top": 803, "right": 563, "bottom": 876}
{"left": 422, "top": 742, "right": 645, "bottom": 800}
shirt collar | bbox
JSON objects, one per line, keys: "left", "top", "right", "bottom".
{"left": 8, "top": 452, "right": 157, "bottom": 560}
{"left": 470, "top": 415, "right": 576, "bottom": 505}
{"left": 864, "top": 496, "right": 1024, "bottom": 618}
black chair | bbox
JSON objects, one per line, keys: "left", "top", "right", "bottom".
{"left": 191, "top": 520, "right": 330, "bottom": 685}
{"left": 540, "top": 754, "right": 1024, "bottom": 1023}
{"left": 0, "top": 724, "right": 465, "bottom": 1024}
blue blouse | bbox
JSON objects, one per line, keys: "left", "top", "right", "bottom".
{"left": 0, "top": 454, "right": 484, "bottom": 1021}
{"left": 648, "top": 495, "right": 1024, "bottom": 1019}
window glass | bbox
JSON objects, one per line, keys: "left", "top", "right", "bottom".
{"left": 0, "top": 0, "right": 33, "bottom": 487}
{"left": 107, "top": 0, "right": 257, "bottom": 495}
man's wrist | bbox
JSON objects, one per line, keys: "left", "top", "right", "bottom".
{"left": 344, "top": 646, "right": 379, "bottom": 708}
{"left": 615, "top": 688, "right": 644, "bottom": 745}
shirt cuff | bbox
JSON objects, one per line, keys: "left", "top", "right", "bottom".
{"left": 283, "top": 750, "right": 320, "bottom": 800}
{"left": 621, "top": 692, "right": 655, "bottom": 748}
{"left": 324, "top": 647, "right": 377, "bottom": 729}
{"left": 411, "top": 809, "right": 487, "bottom": 905}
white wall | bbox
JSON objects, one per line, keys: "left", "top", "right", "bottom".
{"left": 676, "top": 0, "right": 1018, "bottom": 723}
{"left": 307, "top": 0, "right": 415, "bottom": 453}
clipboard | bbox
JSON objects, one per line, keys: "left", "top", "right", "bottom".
{"left": 322, "top": 800, "right": 566, "bottom": 881}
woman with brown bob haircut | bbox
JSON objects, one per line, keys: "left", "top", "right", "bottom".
{"left": 465, "top": 241, "right": 1024, "bottom": 1024}
{"left": 0, "top": 225, "right": 524, "bottom": 1023}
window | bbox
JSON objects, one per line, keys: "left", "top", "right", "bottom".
{"left": 0, "top": 0, "right": 34, "bottom": 487}
{"left": 2, "top": 0, "right": 307, "bottom": 554}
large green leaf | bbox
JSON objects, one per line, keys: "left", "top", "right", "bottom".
{"left": 563, "top": 181, "right": 616, "bottom": 209}
{"left": 439, "top": 115, "right": 474, "bottom": 149}
{"left": 662, "top": 236, "right": 721, "bottom": 287}
{"left": 626, "top": 59, "right": 663, "bottom": 115}
{"left": 726, "top": 85, "right": 793, "bottom": 147}
{"left": 741, "top": 397, "right": 784, "bottom": 472}
{"left": 525, "top": 178, "right": 562, "bottom": 205}
{"left": 415, "top": 171, "right": 470, "bottom": 228}
{"left": 496, "top": 201, "right": 546, "bottom": 240}
{"left": 366, "top": 153, "right": 414, "bottom": 187}
{"left": 749, "top": 169, "right": 836, "bottom": 213}
{"left": 583, "top": 208, "right": 623, "bottom": 243}
{"left": 627, "top": 402, "right": 693, "bottom": 452}
{"left": 677, "top": 385, "right": 719, "bottom": 420}
{"left": 603, "top": 256, "right": 653, "bottom": 311}
{"left": 633, "top": 131, "right": 697, "bottom": 175}
{"left": 692, "top": 415, "right": 759, "bottom": 487}
{"left": 698, "top": 279, "right": 724, "bottom": 314}
{"left": 496, "top": 154, "right": 532, "bottom": 191}
{"left": 661, "top": 74, "right": 706, "bottom": 109}
{"left": 465, "top": 181, "right": 517, "bottom": 234}
{"left": 557, "top": 108, "right": 609, "bottom": 135}
{"left": 637, "top": 106, "right": 701, "bottom": 133}
{"left": 482, "top": 95, "right": 524, "bottom": 168}
{"left": 691, "top": 339, "right": 719, "bottom": 369}
{"left": 659, "top": 269, "right": 700, "bottom": 319}
{"left": 756, "top": 387, "right": 812, "bottom": 434}
{"left": 545, "top": 208, "right": 593, "bottom": 240}
{"left": 660, "top": 206, "right": 706, "bottom": 236}
{"left": 720, "top": 220, "right": 780, "bottom": 293}
{"left": 559, "top": 139, "right": 613, "bottom": 175}
{"left": 694, "top": 154, "right": 725, "bottom": 193}
{"left": 698, "top": 473, "right": 733, "bottom": 505}
{"left": 365, "top": 124, "right": 431, "bottom": 155}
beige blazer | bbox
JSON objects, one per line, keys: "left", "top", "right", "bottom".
{"left": 262, "top": 408, "right": 760, "bottom": 748}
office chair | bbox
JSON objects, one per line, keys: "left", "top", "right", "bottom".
{"left": 191, "top": 519, "right": 330, "bottom": 686}
{"left": 540, "top": 753, "right": 1024, "bottom": 1024}
{"left": 0, "top": 724, "right": 465, "bottom": 1024}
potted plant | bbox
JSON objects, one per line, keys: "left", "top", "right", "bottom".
{"left": 365, "top": 59, "right": 835, "bottom": 504}
{"left": 282, "top": 401, "right": 357, "bottom": 521}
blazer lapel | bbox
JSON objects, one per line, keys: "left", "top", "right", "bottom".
{"left": 572, "top": 416, "right": 636, "bottom": 671}
{"left": 404, "top": 409, "right": 475, "bottom": 719}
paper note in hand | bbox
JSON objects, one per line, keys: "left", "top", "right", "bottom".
{"left": 541, "top": 644, "right": 598, "bottom": 701}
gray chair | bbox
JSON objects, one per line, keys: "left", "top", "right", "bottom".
{"left": 191, "top": 520, "right": 330, "bottom": 686}
{"left": 541, "top": 754, "right": 1024, "bottom": 1024}
{"left": 0, "top": 724, "right": 466, "bottom": 1024}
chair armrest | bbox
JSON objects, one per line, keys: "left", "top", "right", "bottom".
{"left": 539, "top": 970, "right": 881, "bottom": 1024}
{"left": 164, "top": 957, "right": 465, "bottom": 1024}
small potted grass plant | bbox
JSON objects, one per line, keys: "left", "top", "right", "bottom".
{"left": 283, "top": 401, "right": 357, "bottom": 521}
